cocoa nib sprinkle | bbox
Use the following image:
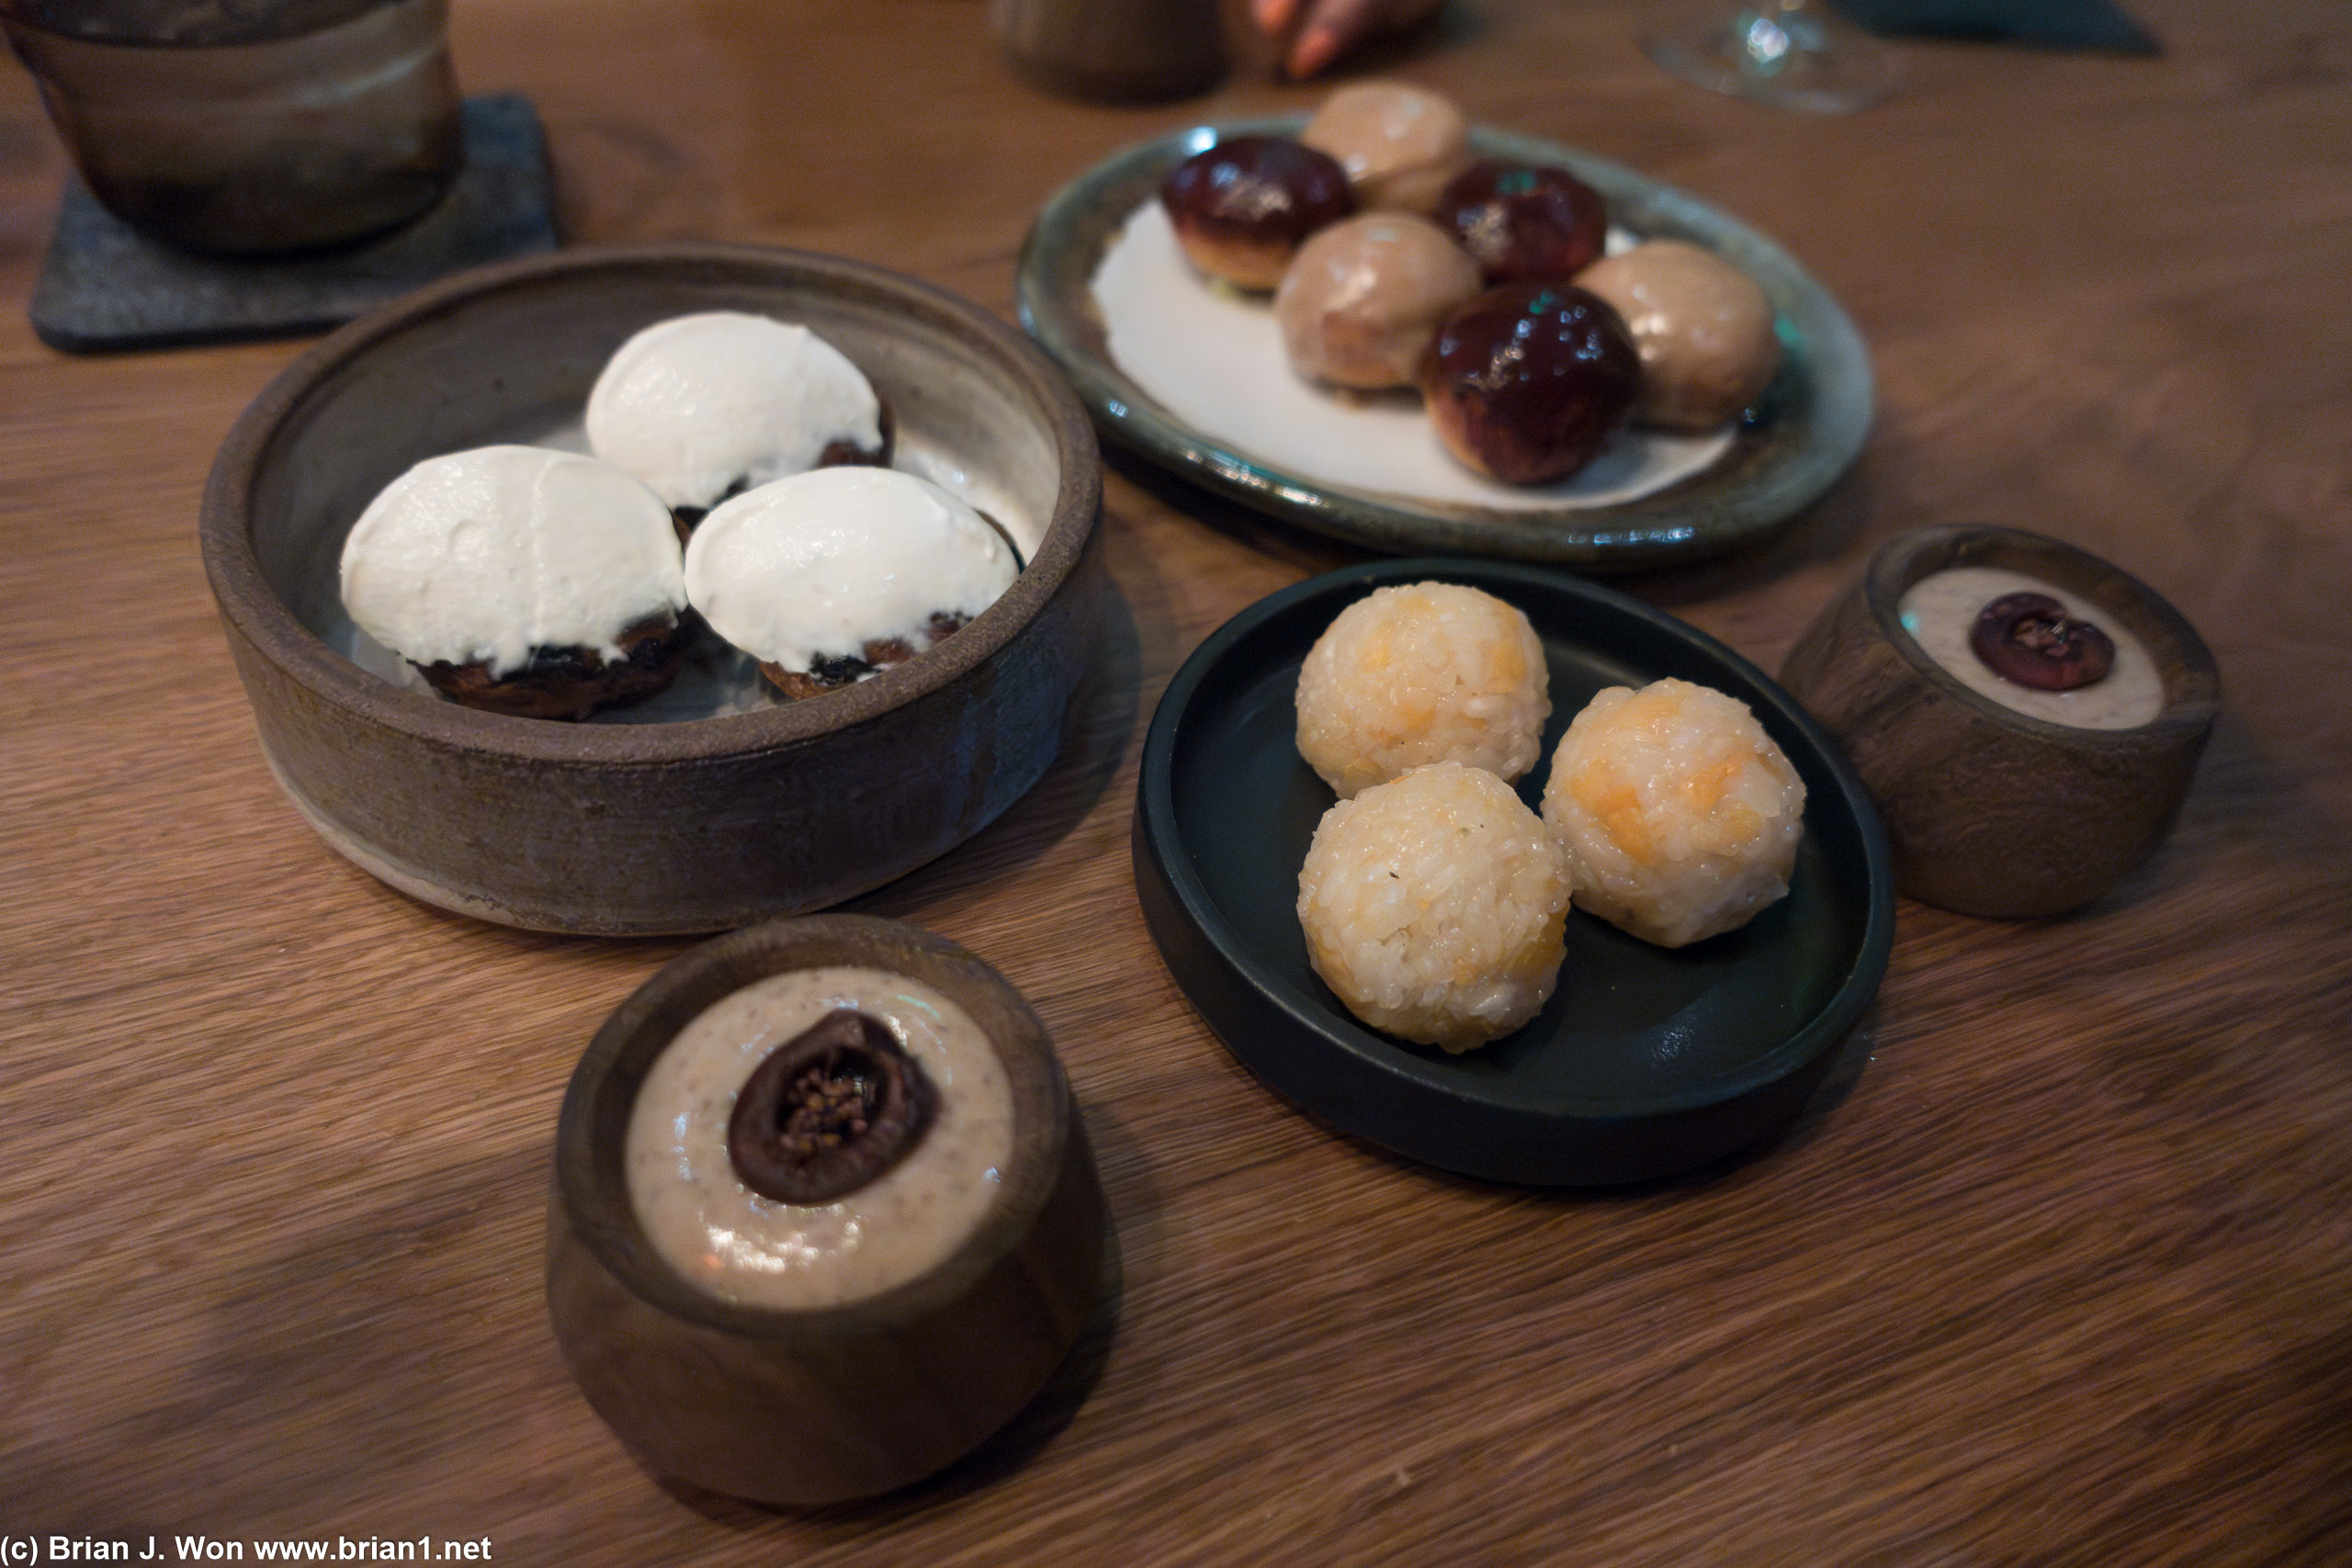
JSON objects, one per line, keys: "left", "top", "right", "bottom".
{"left": 1969, "top": 591, "right": 2116, "bottom": 693}
{"left": 727, "top": 1009, "right": 935, "bottom": 1204}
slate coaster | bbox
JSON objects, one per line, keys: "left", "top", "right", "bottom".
{"left": 1830, "top": 0, "right": 2160, "bottom": 54}
{"left": 28, "top": 93, "right": 560, "bottom": 355}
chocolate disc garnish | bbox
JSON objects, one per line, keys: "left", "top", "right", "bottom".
{"left": 1969, "top": 591, "right": 2117, "bottom": 692}
{"left": 728, "top": 1010, "right": 934, "bottom": 1204}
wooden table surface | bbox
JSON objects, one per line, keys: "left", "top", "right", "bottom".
{"left": 5, "top": 0, "right": 2348, "bottom": 1561}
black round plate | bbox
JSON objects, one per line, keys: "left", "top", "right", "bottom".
{"left": 1132, "top": 558, "right": 1894, "bottom": 1186}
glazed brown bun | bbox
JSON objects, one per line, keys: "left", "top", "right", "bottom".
{"left": 1576, "top": 241, "right": 1781, "bottom": 431}
{"left": 1420, "top": 284, "right": 1641, "bottom": 484}
{"left": 1160, "top": 136, "right": 1355, "bottom": 290}
{"left": 1299, "top": 81, "right": 1472, "bottom": 215}
{"left": 1435, "top": 160, "right": 1608, "bottom": 285}
{"left": 1274, "top": 212, "right": 1483, "bottom": 389}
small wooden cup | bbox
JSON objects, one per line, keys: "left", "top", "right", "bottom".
{"left": 1779, "top": 526, "right": 2220, "bottom": 919}
{"left": 546, "top": 914, "right": 1110, "bottom": 1506}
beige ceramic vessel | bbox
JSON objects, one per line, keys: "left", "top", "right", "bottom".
{"left": 201, "top": 244, "right": 1104, "bottom": 935}
{"left": 545, "top": 914, "right": 1111, "bottom": 1506}
{"left": 1780, "top": 525, "right": 2219, "bottom": 919}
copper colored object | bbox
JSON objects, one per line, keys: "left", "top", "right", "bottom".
{"left": 990, "top": 0, "right": 1225, "bottom": 103}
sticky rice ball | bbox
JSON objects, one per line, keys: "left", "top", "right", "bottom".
{"left": 1539, "top": 678, "right": 1805, "bottom": 948}
{"left": 1298, "top": 762, "right": 1576, "bottom": 1052}
{"left": 1295, "top": 581, "right": 1550, "bottom": 799}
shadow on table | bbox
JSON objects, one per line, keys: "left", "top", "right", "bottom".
{"left": 846, "top": 557, "right": 1146, "bottom": 924}
{"left": 1099, "top": 426, "right": 1887, "bottom": 613}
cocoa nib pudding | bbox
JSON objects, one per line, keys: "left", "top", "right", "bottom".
{"left": 624, "top": 965, "right": 1015, "bottom": 1311}
{"left": 1897, "top": 565, "right": 2163, "bottom": 729}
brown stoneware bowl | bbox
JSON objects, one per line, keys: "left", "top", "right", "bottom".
{"left": 1780, "top": 525, "right": 2219, "bottom": 919}
{"left": 201, "top": 243, "right": 1105, "bottom": 935}
{"left": 546, "top": 913, "right": 1111, "bottom": 1506}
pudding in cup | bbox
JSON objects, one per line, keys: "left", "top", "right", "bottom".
{"left": 1778, "top": 525, "right": 2219, "bottom": 919}
{"left": 545, "top": 914, "right": 1110, "bottom": 1505}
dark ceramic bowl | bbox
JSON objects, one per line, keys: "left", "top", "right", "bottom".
{"left": 1133, "top": 558, "right": 1894, "bottom": 1187}
{"left": 1780, "top": 525, "right": 2220, "bottom": 919}
{"left": 546, "top": 913, "right": 1110, "bottom": 1506}
{"left": 202, "top": 243, "right": 1104, "bottom": 935}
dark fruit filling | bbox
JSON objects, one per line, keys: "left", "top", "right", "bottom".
{"left": 727, "top": 1009, "right": 935, "bottom": 1205}
{"left": 1969, "top": 592, "right": 2117, "bottom": 692}
{"left": 760, "top": 611, "right": 970, "bottom": 702}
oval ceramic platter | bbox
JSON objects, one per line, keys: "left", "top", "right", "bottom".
{"left": 1019, "top": 118, "right": 1872, "bottom": 572}
{"left": 1132, "top": 558, "right": 1894, "bottom": 1186}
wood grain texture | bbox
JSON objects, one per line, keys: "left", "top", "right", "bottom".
{"left": 3, "top": 0, "right": 2348, "bottom": 1561}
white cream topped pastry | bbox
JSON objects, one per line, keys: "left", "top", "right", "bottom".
{"left": 585, "top": 311, "right": 887, "bottom": 513}
{"left": 684, "top": 468, "right": 1017, "bottom": 694}
{"left": 339, "top": 445, "right": 686, "bottom": 679}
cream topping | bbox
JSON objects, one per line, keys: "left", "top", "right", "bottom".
{"left": 337, "top": 445, "right": 684, "bottom": 676}
{"left": 584, "top": 311, "right": 884, "bottom": 510}
{"left": 683, "top": 468, "right": 1018, "bottom": 672}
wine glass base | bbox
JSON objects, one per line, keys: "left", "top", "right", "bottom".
{"left": 1640, "top": 0, "right": 1904, "bottom": 112}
